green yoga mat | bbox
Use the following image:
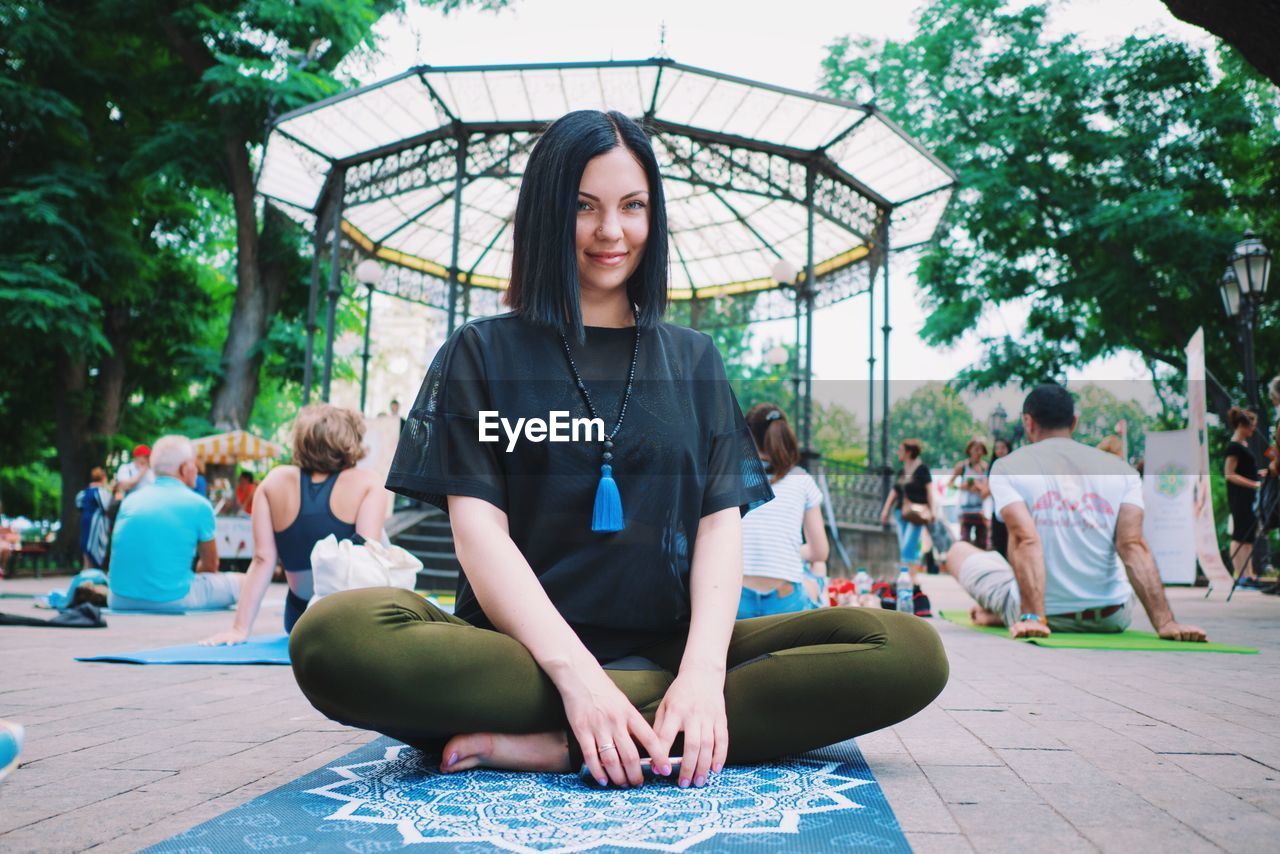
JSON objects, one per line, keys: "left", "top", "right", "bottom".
{"left": 939, "top": 611, "right": 1257, "bottom": 654}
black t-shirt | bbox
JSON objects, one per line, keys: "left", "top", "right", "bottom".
{"left": 893, "top": 464, "right": 932, "bottom": 505}
{"left": 1226, "top": 441, "right": 1258, "bottom": 512}
{"left": 386, "top": 313, "right": 774, "bottom": 661}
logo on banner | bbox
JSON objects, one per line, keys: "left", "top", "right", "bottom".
{"left": 1156, "top": 463, "right": 1189, "bottom": 498}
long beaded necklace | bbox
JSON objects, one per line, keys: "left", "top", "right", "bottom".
{"left": 559, "top": 308, "right": 640, "bottom": 532}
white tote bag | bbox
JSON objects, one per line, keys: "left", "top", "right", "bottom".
{"left": 309, "top": 535, "right": 422, "bottom": 604}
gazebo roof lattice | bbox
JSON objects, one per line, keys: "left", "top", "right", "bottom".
{"left": 256, "top": 59, "right": 955, "bottom": 322}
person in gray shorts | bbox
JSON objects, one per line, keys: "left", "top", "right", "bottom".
{"left": 943, "top": 385, "right": 1207, "bottom": 643}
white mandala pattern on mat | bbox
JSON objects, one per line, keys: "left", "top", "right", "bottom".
{"left": 305, "top": 745, "right": 874, "bottom": 853}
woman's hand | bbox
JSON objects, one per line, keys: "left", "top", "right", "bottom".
{"left": 653, "top": 665, "right": 728, "bottom": 788}
{"left": 556, "top": 664, "right": 668, "bottom": 788}
{"left": 199, "top": 627, "right": 248, "bottom": 646}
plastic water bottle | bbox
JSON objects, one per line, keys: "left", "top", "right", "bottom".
{"left": 895, "top": 567, "right": 914, "bottom": 614}
{"left": 854, "top": 568, "right": 872, "bottom": 597}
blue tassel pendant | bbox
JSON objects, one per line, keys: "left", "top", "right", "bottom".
{"left": 592, "top": 463, "right": 624, "bottom": 532}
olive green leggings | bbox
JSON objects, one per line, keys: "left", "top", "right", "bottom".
{"left": 289, "top": 588, "right": 949, "bottom": 765}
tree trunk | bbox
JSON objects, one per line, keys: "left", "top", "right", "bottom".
{"left": 1161, "top": 1, "right": 1280, "bottom": 88}
{"left": 52, "top": 353, "right": 90, "bottom": 563}
{"left": 94, "top": 304, "right": 130, "bottom": 443}
{"left": 208, "top": 203, "right": 294, "bottom": 429}
{"left": 160, "top": 14, "right": 290, "bottom": 432}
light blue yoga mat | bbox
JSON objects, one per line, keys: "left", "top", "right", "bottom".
{"left": 145, "top": 735, "right": 908, "bottom": 853}
{"left": 76, "top": 634, "right": 290, "bottom": 665}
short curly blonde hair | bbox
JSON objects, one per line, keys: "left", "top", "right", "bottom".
{"left": 291, "top": 404, "right": 367, "bottom": 473}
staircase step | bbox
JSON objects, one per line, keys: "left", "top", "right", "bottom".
{"left": 409, "top": 550, "right": 462, "bottom": 570}
{"left": 417, "top": 568, "right": 460, "bottom": 589}
{"left": 396, "top": 533, "right": 455, "bottom": 547}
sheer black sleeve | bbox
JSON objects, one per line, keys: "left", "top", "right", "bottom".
{"left": 386, "top": 324, "right": 506, "bottom": 514}
{"left": 695, "top": 337, "right": 774, "bottom": 517}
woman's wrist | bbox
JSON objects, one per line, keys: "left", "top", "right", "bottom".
{"left": 540, "top": 647, "right": 604, "bottom": 689}
{"left": 677, "top": 655, "right": 727, "bottom": 684}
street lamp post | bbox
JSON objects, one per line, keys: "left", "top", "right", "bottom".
{"left": 1219, "top": 229, "right": 1273, "bottom": 428}
{"left": 771, "top": 258, "right": 812, "bottom": 458}
{"left": 354, "top": 259, "right": 383, "bottom": 415}
{"left": 988, "top": 403, "right": 1008, "bottom": 441}
{"left": 764, "top": 343, "right": 799, "bottom": 425}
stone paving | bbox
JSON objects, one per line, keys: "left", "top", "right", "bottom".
{"left": 1, "top": 573, "right": 1278, "bottom": 853}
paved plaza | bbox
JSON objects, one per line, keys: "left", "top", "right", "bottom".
{"left": 1, "top": 573, "right": 1278, "bottom": 853}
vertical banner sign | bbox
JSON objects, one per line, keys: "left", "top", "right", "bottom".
{"left": 1143, "top": 430, "right": 1198, "bottom": 584}
{"left": 1186, "top": 329, "right": 1236, "bottom": 592}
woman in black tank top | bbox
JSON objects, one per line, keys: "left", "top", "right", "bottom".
{"left": 200, "top": 405, "right": 385, "bottom": 644}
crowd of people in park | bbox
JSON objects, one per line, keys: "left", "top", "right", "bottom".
{"left": 870, "top": 383, "right": 1213, "bottom": 643}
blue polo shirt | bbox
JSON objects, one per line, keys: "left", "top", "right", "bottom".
{"left": 109, "top": 476, "right": 217, "bottom": 602}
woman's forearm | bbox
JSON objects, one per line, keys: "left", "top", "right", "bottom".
{"left": 229, "top": 554, "right": 276, "bottom": 634}
{"left": 680, "top": 508, "right": 742, "bottom": 677}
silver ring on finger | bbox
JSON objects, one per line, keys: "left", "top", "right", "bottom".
{"left": 598, "top": 743, "right": 617, "bottom": 754}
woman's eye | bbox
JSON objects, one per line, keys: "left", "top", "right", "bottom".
{"left": 576, "top": 200, "right": 592, "bottom": 212}
{"left": 625, "top": 200, "right": 646, "bottom": 210}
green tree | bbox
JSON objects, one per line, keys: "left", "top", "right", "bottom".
{"left": 820, "top": 0, "right": 1280, "bottom": 415}
{"left": 1, "top": 0, "right": 507, "bottom": 556}
{"left": 1071, "top": 383, "right": 1151, "bottom": 462}
{"left": 0, "top": 1, "right": 220, "bottom": 553}
{"left": 888, "top": 383, "right": 984, "bottom": 469}
{"left": 140, "top": 0, "right": 511, "bottom": 429}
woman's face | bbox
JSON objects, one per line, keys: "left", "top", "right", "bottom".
{"left": 994, "top": 440, "right": 1011, "bottom": 458}
{"left": 576, "top": 146, "right": 649, "bottom": 302}
{"left": 897, "top": 444, "right": 910, "bottom": 462}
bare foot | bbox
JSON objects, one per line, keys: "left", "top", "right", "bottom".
{"left": 440, "top": 730, "right": 571, "bottom": 774}
{"left": 969, "top": 604, "right": 1006, "bottom": 627}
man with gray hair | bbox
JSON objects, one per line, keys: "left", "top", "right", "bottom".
{"left": 107, "top": 435, "right": 242, "bottom": 612}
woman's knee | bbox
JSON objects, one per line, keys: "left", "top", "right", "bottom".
{"left": 878, "top": 610, "right": 949, "bottom": 706}
{"left": 289, "top": 587, "right": 424, "bottom": 702}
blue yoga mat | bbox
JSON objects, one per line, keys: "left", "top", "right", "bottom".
{"left": 76, "top": 634, "right": 290, "bottom": 665}
{"left": 144, "top": 736, "right": 907, "bottom": 853}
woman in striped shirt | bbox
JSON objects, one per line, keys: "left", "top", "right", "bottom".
{"left": 738, "top": 404, "right": 830, "bottom": 618}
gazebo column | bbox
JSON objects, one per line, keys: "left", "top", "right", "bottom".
{"left": 802, "top": 166, "right": 816, "bottom": 458}
{"left": 321, "top": 168, "right": 347, "bottom": 402}
{"left": 359, "top": 283, "right": 374, "bottom": 414}
{"left": 880, "top": 216, "right": 892, "bottom": 497}
{"left": 447, "top": 133, "right": 468, "bottom": 335}
{"left": 302, "top": 213, "right": 324, "bottom": 405}
{"left": 867, "top": 252, "right": 877, "bottom": 472}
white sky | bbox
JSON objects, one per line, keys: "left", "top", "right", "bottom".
{"left": 347, "top": 0, "right": 1213, "bottom": 418}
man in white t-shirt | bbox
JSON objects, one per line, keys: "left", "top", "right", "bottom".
{"left": 944, "top": 384, "right": 1206, "bottom": 642}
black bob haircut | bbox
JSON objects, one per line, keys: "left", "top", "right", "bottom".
{"left": 504, "top": 110, "right": 669, "bottom": 341}
{"left": 1022, "top": 383, "right": 1075, "bottom": 430}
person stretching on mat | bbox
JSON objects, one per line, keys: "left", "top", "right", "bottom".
{"left": 943, "top": 383, "right": 1207, "bottom": 642}
{"left": 289, "top": 110, "right": 949, "bottom": 791}
{"left": 200, "top": 404, "right": 387, "bottom": 643}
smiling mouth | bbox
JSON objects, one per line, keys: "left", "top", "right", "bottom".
{"left": 586, "top": 251, "right": 628, "bottom": 265}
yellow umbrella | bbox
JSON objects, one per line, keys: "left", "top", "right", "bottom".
{"left": 191, "top": 430, "right": 285, "bottom": 466}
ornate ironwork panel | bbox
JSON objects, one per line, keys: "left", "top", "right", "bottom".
{"left": 811, "top": 171, "right": 883, "bottom": 245}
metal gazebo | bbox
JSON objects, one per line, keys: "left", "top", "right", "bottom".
{"left": 253, "top": 58, "right": 955, "bottom": 472}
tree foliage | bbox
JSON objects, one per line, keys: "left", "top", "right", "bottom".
{"left": 1070, "top": 383, "right": 1151, "bottom": 462}
{"left": 821, "top": 0, "right": 1280, "bottom": 414}
{"left": 888, "top": 383, "right": 984, "bottom": 469}
{"left": 0, "top": 0, "right": 505, "bottom": 554}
